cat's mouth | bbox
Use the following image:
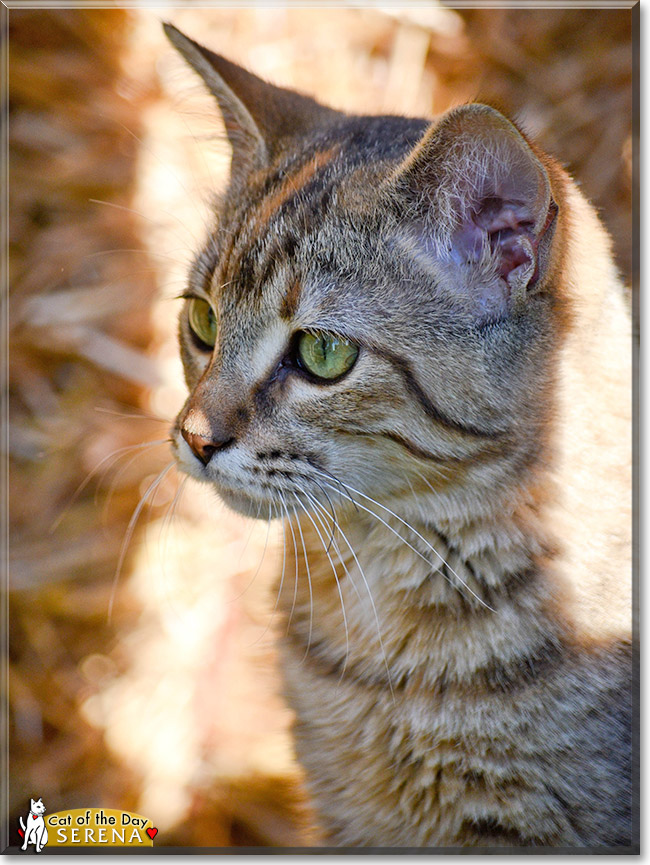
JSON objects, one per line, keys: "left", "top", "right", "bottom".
{"left": 199, "top": 470, "right": 332, "bottom": 521}
{"left": 173, "top": 433, "right": 333, "bottom": 520}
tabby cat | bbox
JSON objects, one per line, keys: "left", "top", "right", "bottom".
{"left": 164, "top": 23, "right": 634, "bottom": 848}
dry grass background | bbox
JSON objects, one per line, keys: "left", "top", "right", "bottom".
{"left": 7, "top": 4, "right": 634, "bottom": 849}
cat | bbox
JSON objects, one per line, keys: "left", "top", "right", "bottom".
{"left": 19, "top": 797, "right": 49, "bottom": 853}
{"left": 164, "top": 23, "right": 634, "bottom": 849}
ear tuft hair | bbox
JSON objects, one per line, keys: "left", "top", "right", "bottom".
{"left": 389, "top": 104, "right": 557, "bottom": 318}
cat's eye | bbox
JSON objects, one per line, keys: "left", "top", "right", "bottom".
{"left": 296, "top": 331, "right": 359, "bottom": 381}
{"left": 187, "top": 298, "right": 217, "bottom": 349}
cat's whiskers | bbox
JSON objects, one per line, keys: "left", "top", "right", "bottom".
{"left": 411, "top": 466, "right": 450, "bottom": 497}
{"left": 296, "top": 486, "right": 362, "bottom": 606}
{"left": 85, "top": 247, "right": 191, "bottom": 264}
{"left": 234, "top": 498, "right": 264, "bottom": 570}
{"left": 403, "top": 472, "right": 419, "bottom": 503}
{"left": 93, "top": 405, "right": 173, "bottom": 425}
{"left": 94, "top": 265, "right": 183, "bottom": 298}
{"left": 158, "top": 473, "right": 188, "bottom": 556}
{"left": 289, "top": 492, "right": 321, "bottom": 662}
{"left": 108, "top": 460, "right": 176, "bottom": 623}
{"left": 308, "top": 462, "right": 359, "bottom": 513}
{"left": 49, "top": 438, "right": 171, "bottom": 534}
{"left": 230, "top": 498, "right": 274, "bottom": 604}
{"left": 88, "top": 197, "right": 197, "bottom": 252}
{"left": 321, "top": 476, "right": 484, "bottom": 610}
{"left": 100, "top": 441, "right": 175, "bottom": 524}
{"left": 300, "top": 485, "right": 395, "bottom": 700}
{"left": 278, "top": 491, "right": 302, "bottom": 637}
{"left": 297, "top": 486, "right": 355, "bottom": 616}
{"left": 152, "top": 473, "right": 191, "bottom": 617}
{"left": 253, "top": 497, "right": 289, "bottom": 648}
{"left": 309, "top": 478, "right": 339, "bottom": 550}
{"left": 400, "top": 469, "right": 444, "bottom": 526}
{"left": 314, "top": 472, "right": 496, "bottom": 613}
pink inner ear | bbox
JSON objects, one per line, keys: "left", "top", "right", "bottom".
{"left": 481, "top": 200, "right": 537, "bottom": 280}
{"left": 451, "top": 196, "right": 539, "bottom": 281}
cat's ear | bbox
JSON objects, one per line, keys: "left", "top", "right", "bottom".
{"left": 389, "top": 104, "right": 557, "bottom": 317}
{"left": 164, "top": 23, "right": 339, "bottom": 183}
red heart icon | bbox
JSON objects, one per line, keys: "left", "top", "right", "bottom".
{"left": 18, "top": 828, "right": 24, "bottom": 839}
{"left": 146, "top": 827, "right": 158, "bottom": 840}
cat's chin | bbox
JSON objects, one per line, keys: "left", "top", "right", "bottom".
{"left": 215, "top": 486, "right": 279, "bottom": 521}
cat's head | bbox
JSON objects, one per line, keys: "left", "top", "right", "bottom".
{"left": 165, "top": 24, "right": 568, "bottom": 523}
{"left": 30, "top": 799, "right": 45, "bottom": 815}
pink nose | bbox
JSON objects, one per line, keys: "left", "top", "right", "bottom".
{"left": 181, "top": 428, "right": 233, "bottom": 465}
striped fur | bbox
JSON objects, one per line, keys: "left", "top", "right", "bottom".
{"left": 166, "top": 25, "right": 633, "bottom": 848}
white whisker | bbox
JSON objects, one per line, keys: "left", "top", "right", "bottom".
{"left": 253, "top": 496, "right": 288, "bottom": 647}
{"left": 50, "top": 438, "right": 170, "bottom": 534}
{"left": 301, "top": 486, "right": 394, "bottom": 700}
{"left": 108, "top": 461, "right": 175, "bottom": 623}
{"left": 315, "top": 472, "right": 495, "bottom": 613}
{"left": 100, "top": 444, "right": 171, "bottom": 523}
{"left": 235, "top": 499, "right": 263, "bottom": 570}
{"left": 293, "top": 490, "right": 346, "bottom": 667}
{"left": 93, "top": 405, "right": 171, "bottom": 424}
{"left": 231, "top": 501, "right": 273, "bottom": 603}
{"left": 153, "top": 474, "right": 190, "bottom": 619}
{"left": 278, "top": 491, "right": 301, "bottom": 634}
{"left": 298, "top": 487, "right": 362, "bottom": 604}
{"left": 88, "top": 196, "right": 196, "bottom": 251}
{"left": 289, "top": 492, "right": 319, "bottom": 661}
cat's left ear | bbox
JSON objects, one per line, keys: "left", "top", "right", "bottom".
{"left": 388, "top": 104, "right": 557, "bottom": 315}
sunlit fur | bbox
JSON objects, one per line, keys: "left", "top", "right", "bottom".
{"left": 166, "top": 24, "right": 633, "bottom": 848}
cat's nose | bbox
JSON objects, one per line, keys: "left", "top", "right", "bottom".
{"left": 181, "top": 428, "right": 234, "bottom": 465}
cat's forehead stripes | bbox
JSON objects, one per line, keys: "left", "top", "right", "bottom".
{"left": 215, "top": 144, "right": 341, "bottom": 301}
{"left": 252, "top": 145, "right": 339, "bottom": 234}
{"left": 211, "top": 122, "right": 429, "bottom": 311}
{"left": 244, "top": 149, "right": 339, "bottom": 300}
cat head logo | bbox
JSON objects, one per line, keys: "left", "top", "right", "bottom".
{"left": 18, "top": 797, "right": 48, "bottom": 853}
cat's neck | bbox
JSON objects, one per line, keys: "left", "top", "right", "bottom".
{"left": 338, "top": 486, "right": 548, "bottom": 601}
{"left": 281, "top": 483, "right": 570, "bottom": 692}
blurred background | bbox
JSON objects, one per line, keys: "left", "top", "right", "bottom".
{"left": 7, "top": 3, "right": 635, "bottom": 849}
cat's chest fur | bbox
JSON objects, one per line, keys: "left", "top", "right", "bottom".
{"left": 165, "top": 23, "right": 632, "bottom": 849}
{"left": 277, "top": 505, "right": 630, "bottom": 847}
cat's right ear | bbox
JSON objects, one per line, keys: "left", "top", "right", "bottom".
{"left": 163, "top": 23, "right": 338, "bottom": 186}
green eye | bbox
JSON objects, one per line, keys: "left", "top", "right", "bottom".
{"left": 296, "top": 331, "right": 359, "bottom": 381}
{"left": 188, "top": 298, "right": 217, "bottom": 348}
